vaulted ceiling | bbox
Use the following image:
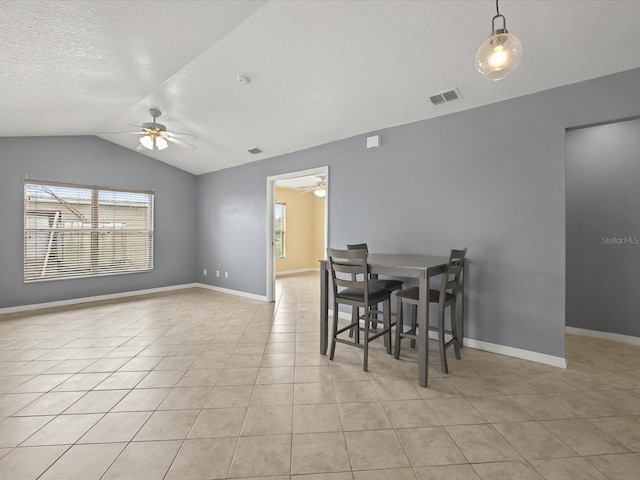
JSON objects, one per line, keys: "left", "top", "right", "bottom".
{"left": 2, "top": 1, "right": 640, "bottom": 175}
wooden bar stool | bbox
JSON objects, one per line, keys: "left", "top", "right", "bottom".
{"left": 394, "top": 248, "right": 466, "bottom": 374}
{"left": 346, "top": 243, "right": 403, "bottom": 334}
{"left": 327, "top": 247, "right": 394, "bottom": 371}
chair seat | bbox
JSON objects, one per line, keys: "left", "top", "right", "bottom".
{"left": 369, "top": 278, "right": 403, "bottom": 292}
{"left": 396, "top": 286, "right": 454, "bottom": 303}
{"left": 337, "top": 287, "right": 391, "bottom": 303}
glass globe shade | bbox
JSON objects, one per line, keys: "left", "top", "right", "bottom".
{"left": 140, "top": 135, "right": 168, "bottom": 150}
{"left": 476, "top": 32, "right": 522, "bottom": 81}
{"left": 314, "top": 188, "right": 326, "bottom": 198}
{"left": 139, "top": 135, "right": 154, "bottom": 150}
{"left": 155, "top": 137, "right": 168, "bottom": 150}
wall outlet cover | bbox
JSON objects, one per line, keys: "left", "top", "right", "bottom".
{"left": 367, "top": 135, "right": 380, "bottom": 149}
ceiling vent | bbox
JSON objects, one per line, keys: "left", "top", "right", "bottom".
{"left": 429, "top": 88, "right": 462, "bottom": 106}
{"left": 248, "top": 147, "right": 263, "bottom": 154}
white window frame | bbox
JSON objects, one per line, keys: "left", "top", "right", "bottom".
{"left": 24, "top": 180, "right": 154, "bottom": 282}
{"left": 274, "top": 202, "right": 286, "bottom": 259}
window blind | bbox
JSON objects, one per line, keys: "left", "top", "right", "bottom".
{"left": 24, "top": 180, "right": 154, "bottom": 282}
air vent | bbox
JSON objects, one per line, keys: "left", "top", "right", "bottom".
{"left": 429, "top": 94, "right": 446, "bottom": 105}
{"left": 429, "top": 88, "right": 462, "bottom": 106}
{"left": 248, "top": 147, "right": 263, "bottom": 155}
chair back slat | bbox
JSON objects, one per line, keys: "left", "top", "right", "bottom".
{"left": 346, "top": 243, "right": 369, "bottom": 253}
{"left": 333, "top": 278, "right": 363, "bottom": 289}
{"left": 330, "top": 262, "right": 365, "bottom": 275}
{"left": 437, "top": 248, "right": 467, "bottom": 304}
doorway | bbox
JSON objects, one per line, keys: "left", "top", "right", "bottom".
{"left": 266, "top": 167, "right": 329, "bottom": 302}
{"left": 565, "top": 117, "right": 640, "bottom": 343}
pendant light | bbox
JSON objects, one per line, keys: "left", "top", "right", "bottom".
{"left": 476, "top": 0, "right": 522, "bottom": 81}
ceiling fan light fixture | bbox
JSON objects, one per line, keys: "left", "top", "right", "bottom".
{"left": 139, "top": 135, "right": 154, "bottom": 150}
{"left": 101, "top": 107, "right": 197, "bottom": 152}
{"left": 476, "top": 0, "right": 522, "bottom": 81}
{"left": 139, "top": 134, "right": 168, "bottom": 150}
{"left": 313, "top": 180, "right": 326, "bottom": 197}
{"left": 155, "top": 136, "right": 168, "bottom": 150}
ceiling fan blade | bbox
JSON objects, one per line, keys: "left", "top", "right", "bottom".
{"left": 98, "top": 131, "right": 145, "bottom": 136}
{"left": 136, "top": 143, "right": 145, "bottom": 150}
{"left": 165, "top": 130, "right": 198, "bottom": 140}
{"left": 128, "top": 123, "right": 145, "bottom": 129}
{"left": 166, "top": 135, "right": 197, "bottom": 149}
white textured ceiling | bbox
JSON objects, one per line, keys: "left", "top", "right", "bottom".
{"left": 2, "top": 1, "right": 640, "bottom": 175}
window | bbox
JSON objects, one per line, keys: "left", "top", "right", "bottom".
{"left": 24, "top": 180, "right": 154, "bottom": 282}
{"left": 274, "top": 203, "right": 286, "bottom": 258}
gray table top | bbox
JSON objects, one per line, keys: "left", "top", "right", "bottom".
{"left": 320, "top": 253, "right": 449, "bottom": 278}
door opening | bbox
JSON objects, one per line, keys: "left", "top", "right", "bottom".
{"left": 266, "top": 167, "right": 328, "bottom": 302}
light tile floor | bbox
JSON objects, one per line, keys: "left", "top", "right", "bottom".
{"left": 0, "top": 272, "right": 639, "bottom": 479}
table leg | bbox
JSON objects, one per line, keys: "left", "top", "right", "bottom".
{"left": 320, "top": 262, "right": 329, "bottom": 355}
{"left": 418, "top": 274, "right": 429, "bottom": 387}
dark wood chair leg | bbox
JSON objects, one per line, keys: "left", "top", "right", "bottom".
{"left": 349, "top": 306, "right": 357, "bottom": 338}
{"left": 438, "top": 305, "right": 448, "bottom": 374}
{"left": 371, "top": 302, "right": 379, "bottom": 330}
{"left": 451, "top": 303, "right": 461, "bottom": 359}
{"left": 384, "top": 298, "right": 391, "bottom": 354}
{"left": 330, "top": 301, "right": 339, "bottom": 360}
{"left": 394, "top": 295, "right": 402, "bottom": 359}
{"left": 363, "top": 306, "right": 370, "bottom": 371}
{"left": 410, "top": 305, "right": 417, "bottom": 349}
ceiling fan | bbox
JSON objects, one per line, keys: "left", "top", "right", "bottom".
{"left": 298, "top": 179, "right": 326, "bottom": 197}
{"left": 100, "top": 108, "right": 198, "bottom": 151}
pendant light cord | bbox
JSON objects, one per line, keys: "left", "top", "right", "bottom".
{"left": 496, "top": 0, "right": 500, "bottom": 16}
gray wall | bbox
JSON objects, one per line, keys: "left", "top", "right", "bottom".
{"left": 566, "top": 118, "right": 640, "bottom": 337}
{"left": 3, "top": 69, "right": 640, "bottom": 357}
{"left": 0, "top": 136, "right": 198, "bottom": 309}
{"left": 198, "top": 67, "right": 640, "bottom": 359}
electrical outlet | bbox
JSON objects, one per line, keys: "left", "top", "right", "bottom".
{"left": 216, "top": 270, "right": 220, "bottom": 277}
{"left": 224, "top": 272, "right": 229, "bottom": 279}
{"left": 203, "top": 269, "right": 207, "bottom": 276}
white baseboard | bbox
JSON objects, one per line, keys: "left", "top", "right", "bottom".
{"left": 0, "top": 283, "right": 199, "bottom": 315}
{"left": 462, "top": 337, "right": 567, "bottom": 368}
{"left": 195, "top": 283, "right": 268, "bottom": 302}
{"left": 566, "top": 326, "right": 640, "bottom": 347}
{"left": 329, "top": 310, "right": 567, "bottom": 369}
{"left": 276, "top": 268, "right": 319, "bottom": 277}
{"left": 1, "top": 283, "right": 269, "bottom": 315}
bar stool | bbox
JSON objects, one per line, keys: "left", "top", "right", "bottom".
{"left": 394, "top": 248, "right": 466, "bottom": 374}
{"left": 327, "top": 247, "right": 394, "bottom": 371}
{"left": 346, "top": 243, "right": 403, "bottom": 333}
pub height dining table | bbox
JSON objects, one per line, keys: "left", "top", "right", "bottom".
{"left": 319, "top": 254, "right": 466, "bottom": 387}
